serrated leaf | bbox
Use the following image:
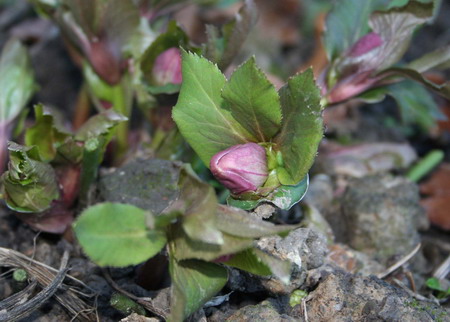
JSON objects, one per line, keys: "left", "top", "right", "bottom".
{"left": 73, "top": 203, "right": 167, "bottom": 267}
{"left": 387, "top": 80, "right": 444, "bottom": 130}
{"left": 215, "top": 204, "right": 295, "bottom": 238}
{"left": 25, "top": 104, "right": 72, "bottom": 162}
{"left": 275, "top": 69, "right": 323, "bottom": 185}
{"left": 0, "top": 39, "right": 35, "bottom": 124}
{"left": 227, "top": 175, "right": 309, "bottom": 210}
{"left": 169, "top": 258, "right": 227, "bottom": 321}
{"left": 222, "top": 57, "right": 282, "bottom": 142}
{"left": 323, "top": 0, "right": 391, "bottom": 60}
{"left": 2, "top": 142, "right": 59, "bottom": 213}
{"left": 170, "top": 223, "right": 253, "bottom": 261}
{"left": 172, "top": 51, "right": 254, "bottom": 166}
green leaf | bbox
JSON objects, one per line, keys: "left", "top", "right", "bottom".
{"left": 223, "top": 248, "right": 272, "bottom": 276}
{"left": 380, "top": 67, "right": 450, "bottom": 99}
{"left": 368, "top": 0, "right": 435, "bottom": 71}
{"left": 407, "top": 44, "right": 450, "bottom": 73}
{"left": 203, "top": 0, "right": 258, "bottom": 71}
{"left": 227, "top": 175, "right": 309, "bottom": 210}
{"left": 177, "top": 166, "right": 223, "bottom": 245}
{"left": 0, "top": 39, "right": 35, "bottom": 124}
{"left": 387, "top": 80, "right": 445, "bottom": 130}
{"left": 172, "top": 51, "right": 254, "bottom": 166}
{"left": 169, "top": 258, "right": 227, "bottom": 321}
{"left": 215, "top": 204, "right": 295, "bottom": 238}
{"left": 25, "top": 104, "right": 71, "bottom": 162}
{"left": 170, "top": 223, "right": 253, "bottom": 261}
{"left": 323, "top": 0, "right": 391, "bottom": 60}
{"left": 75, "top": 110, "right": 128, "bottom": 142}
{"left": 252, "top": 248, "right": 291, "bottom": 284}
{"left": 73, "top": 203, "right": 167, "bottom": 267}
{"left": 1, "top": 142, "right": 59, "bottom": 213}
{"left": 425, "top": 277, "right": 445, "bottom": 292}
{"left": 275, "top": 69, "right": 323, "bottom": 185}
{"left": 357, "top": 86, "right": 389, "bottom": 103}
{"left": 222, "top": 57, "right": 282, "bottom": 142}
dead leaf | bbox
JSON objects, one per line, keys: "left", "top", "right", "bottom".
{"left": 420, "top": 163, "right": 450, "bottom": 230}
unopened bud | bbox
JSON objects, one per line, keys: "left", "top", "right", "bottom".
{"left": 152, "top": 47, "right": 182, "bottom": 86}
{"left": 210, "top": 143, "right": 268, "bottom": 195}
{"left": 348, "top": 32, "right": 383, "bottom": 57}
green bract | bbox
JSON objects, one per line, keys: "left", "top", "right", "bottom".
{"left": 173, "top": 51, "right": 324, "bottom": 209}
{"left": 1, "top": 142, "right": 59, "bottom": 213}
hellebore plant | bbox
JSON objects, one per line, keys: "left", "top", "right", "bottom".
{"left": 1, "top": 106, "right": 126, "bottom": 233}
{"left": 73, "top": 162, "right": 297, "bottom": 321}
{"left": 173, "top": 51, "right": 324, "bottom": 210}
{"left": 320, "top": 0, "right": 450, "bottom": 129}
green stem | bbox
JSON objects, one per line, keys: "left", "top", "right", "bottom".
{"left": 406, "top": 150, "right": 444, "bottom": 182}
{"left": 110, "top": 82, "right": 131, "bottom": 163}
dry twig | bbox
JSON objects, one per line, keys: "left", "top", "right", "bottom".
{"left": 0, "top": 247, "right": 96, "bottom": 321}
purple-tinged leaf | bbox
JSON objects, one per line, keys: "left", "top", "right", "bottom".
{"left": 323, "top": 0, "right": 392, "bottom": 60}
{"left": 368, "top": 0, "right": 435, "bottom": 71}
{"left": 204, "top": 0, "right": 258, "bottom": 71}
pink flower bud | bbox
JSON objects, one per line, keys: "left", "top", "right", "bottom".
{"left": 348, "top": 32, "right": 383, "bottom": 57}
{"left": 210, "top": 143, "right": 268, "bottom": 195}
{"left": 152, "top": 47, "right": 182, "bottom": 86}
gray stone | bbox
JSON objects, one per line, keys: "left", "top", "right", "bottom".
{"left": 98, "top": 158, "right": 181, "bottom": 214}
{"left": 305, "top": 269, "right": 449, "bottom": 322}
{"left": 341, "top": 174, "right": 428, "bottom": 266}
{"left": 226, "top": 300, "right": 295, "bottom": 322}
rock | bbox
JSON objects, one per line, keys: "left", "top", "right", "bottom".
{"left": 303, "top": 174, "right": 334, "bottom": 215}
{"left": 259, "top": 228, "right": 328, "bottom": 294}
{"left": 318, "top": 142, "right": 417, "bottom": 178}
{"left": 120, "top": 313, "right": 159, "bottom": 322}
{"left": 341, "top": 174, "right": 428, "bottom": 267}
{"left": 98, "top": 159, "right": 181, "bottom": 214}
{"left": 257, "top": 228, "right": 328, "bottom": 271}
{"left": 226, "top": 299, "right": 295, "bottom": 322}
{"left": 326, "top": 244, "right": 385, "bottom": 276}
{"left": 305, "top": 269, "right": 449, "bottom": 322}
{"left": 226, "top": 228, "right": 328, "bottom": 295}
